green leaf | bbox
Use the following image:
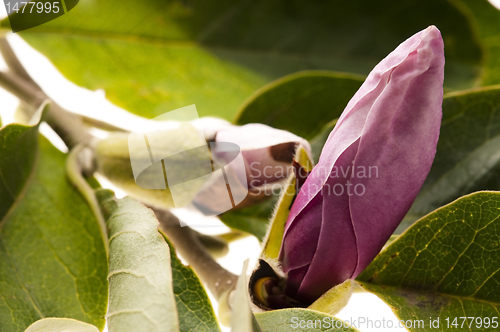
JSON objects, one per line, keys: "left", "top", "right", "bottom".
{"left": 358, "top": 191, "right": 500, "bottom": 331}
{"left": 234, "top": 71, "right": 363, "bottom": 139}
{"left": 104, "top": 196, "right": 179, "bottom": 332}
{"left": 455, "top": 0, "right": 500, "bottom": 85}
{"left": 405, "top": 86, "right": 500, "bottom": 229}
{"left": 164, "top": 236, "right": 222, "bottom": 332}
{"left": 307, "top": 279, "right": 354, "bottom": 316}
{"left": 219, "top": 195, "right": 278, "bottom": 242}
{"left": 255, "top": 308, "right": 360, "bottom": 332}
{"left": 231, "top": 260, "right": 261, "bottom": 332}
{"left": 11, "top": 0, "right": 482, "bottom": 119}
{"left": 0, "top": 126, "right": 108, "bottom": 331}
{"left": 24, "top": 318, "right": 99, "bottom": 332}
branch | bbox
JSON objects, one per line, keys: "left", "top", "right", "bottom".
{"left": 80, "top": 115, "right": 128, "bottom": 132}
{"left": 0, "top": 38, "right": 38, "bottom": 87}
{"left": 0, "top": 69, "right": 90, "bottom": 148}
{"left": 153, "top": 207, "right": 238, "bottom": 300}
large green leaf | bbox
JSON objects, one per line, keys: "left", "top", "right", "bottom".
{"left": 358, "top": 191, "right": 500, "bottom": 331}
{"left": 164, "top": 236, "right": 221, "bottom": 332}
{"left": 455, "top": 0, "right": 500, "bottom": 85}
{"left": 6, "top": 0, "right": 482, "bottom": 119}
{"left": 255, "top": 308, "right": 359, "bottom": 332}
{"left": 234, "top": 71, "right": 363, "bottom": 139}
{"left": 403, "top": 86, "right": 500, "bottom": 230}
{"left": 0, "top": 126, "right": 108, "bottom": 331}
{"left": 103, "top": 196, "right": 179, "bottom": 332}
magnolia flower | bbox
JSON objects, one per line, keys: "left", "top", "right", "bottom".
{"left": 216, "top": 124, "right": 311, "bottom": 187}
{"left": 193, "top": 124, "right": 311, "bottom": 214}
{"left": 279, "top": 26, "right": 445, "bottom": 304}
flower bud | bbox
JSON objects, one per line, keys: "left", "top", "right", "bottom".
{"left": 95, "top": 121, "right": 311, "bottom": 215}
{"left": 279, "top": 26, "right": 445, "bottom": 304}
{"left": 193, "top": 123, "right": 312, "bottom": 214}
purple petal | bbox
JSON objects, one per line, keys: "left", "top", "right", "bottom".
{"left": 279, "top": 26, "right": 445, "bottom": 302}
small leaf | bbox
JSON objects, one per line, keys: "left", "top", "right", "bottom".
{"left": 231, "top": 260, "right": 261, "bottom": 332}
{"left": 24, "top": 318, "right": 99, "bottom": 332}
{"left": 255, "top": 308, "right": 360, "bottom": 332}
{"left": 235, "top": 71, "right": 363, "bottom": 139}
{"left": 105, "top": 197, "right": 179, "bottom": 332}
{"left": 307, "top": 279, "right": 354, "bottom": 316}
{"left": 358, "top": 191, "right": 500, "bottom": 331}
{"left": 406, "top": 86, "right": 500, "bottom": 227}
{"left": 0, "top": 124, "right": 108, "bottom": 331}
{"left": 164, "top": 236, "right": 222, "bottom": 332}
{"left": 219, "top": 195, "right": 278, "bottom": 242}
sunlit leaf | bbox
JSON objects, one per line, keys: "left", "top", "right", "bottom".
{"left": 231, "top": 260, "right": 261, "bottom": 332}
{"left": 24, "top": 318, "right": 99, "bottom": 332}
{"left": 103, "top": 196, "right": 179, "bottom": 332}
{"left": 6, "top": 0, "right": 483, "bottom": 119}
{"left": 255, "top": 308, "right": 360, "bottom": 332}
{"left": 359, "top": 191, "right": 500, "bottom": 331}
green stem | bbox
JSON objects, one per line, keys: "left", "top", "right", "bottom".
{"left": 66, "top": 143, "right": 109, "bottom": 256}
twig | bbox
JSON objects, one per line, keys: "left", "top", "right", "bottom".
{"left": 153, "top": 207, "right": 238, "bottom": 300}
{"left": 0, "top": 38, "right": 38, "bottom": 86}
{"left": 80, "top": 114, "right": 128, "bottom": 132}
{"left": 0, "top": 69, "right": 90, "bottom": 148}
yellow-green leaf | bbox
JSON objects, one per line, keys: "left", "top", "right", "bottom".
{"left": 8, "top": 0, "right": 483, "bottom": 119}
{"left": 24, "top": 318, "right": 99, "bottom": 332}
{"left": 262, "top": 146, "right": 313, "bottom": 260}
